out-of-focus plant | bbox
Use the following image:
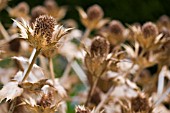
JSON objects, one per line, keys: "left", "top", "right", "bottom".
{"left": 1, "top": 1, "right": 170, "bottom": 113}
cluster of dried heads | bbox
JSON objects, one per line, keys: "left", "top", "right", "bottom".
{"left": 0, "top": 0, "right": 170, "bottom": 113}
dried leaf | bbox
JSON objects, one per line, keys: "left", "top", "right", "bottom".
{"left": 0, "top": 81, "right": 23, "bottom": 102}
{"left": 19, "top": 79, "right": 48, "bottom": 92}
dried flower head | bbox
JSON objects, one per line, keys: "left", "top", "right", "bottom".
{"left": 0, "top": 0, "right": 8, "bottom": 11}
{"left": 75, "top": 105, "right": 90, "bottom": 113}
{"left": 85, "top": 36, "right": 111, "bottom": 77}
{"left": 13, "top": 15, "right": 72, "bottom": 51}
{"left": 31, "top": 6, "right": 48, "bottom": 23}
{"left": 90, "top": 36, "right": 109, "bottom": 57}
{"left": 158, "top": 15, "right": 170, "bottom": 27}
{"left": 108, "top": 20, "right": 125, "bottom": 35}
{"left": 102, "top": 20, "right": 125, "bottom": 45}
{"left": 131, "top": 94, "right": 151, "bottom": 112}
{"left": 44, "top": 0, "right": 58, "bottom": 10}
{"left": 77, "top": 5, "right": 109, "bottom": 30}
{"left": 34, "top": 15, "right": 56, "bottom": 43}
{"left": 142, "top": 22, "right": 158, "bottom": 38}
{"left": 8, "top": 2, "right": 30, "bottom": 18}
{"left": 87, "top": 4, "right": 104, "bottom": 21}
{"left": 44, "top": 0, "right": 67, "bottom": 21}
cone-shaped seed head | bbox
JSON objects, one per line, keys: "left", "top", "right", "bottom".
{"left": 34, "top": 15, "right": 56, "bottom": 43}
{"left": 87, "top": 4, "right": 104, "bottom": 21}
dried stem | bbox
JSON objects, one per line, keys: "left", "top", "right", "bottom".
{"left": 49, "top": 57, "right": 55, "bottom": 84}
{"left": 85, "top": 77, "right": 99, "bottom": 106}
{"left": 22, "top": 49, "right": 41, "bottom": 82}
{"left": 0, "top": 22, "right": 10, "bottom": 41}
{"left": 95, "top": 86, "right": 115, "bottom": 112}
{"left": 62, "top": 28, "right": 91, "bottom": 85}
{"left": 61, "top": 60, "right": 72, "bottom": 82}
{"left": 81, "top": 28, "right": 91, "bottom": 43}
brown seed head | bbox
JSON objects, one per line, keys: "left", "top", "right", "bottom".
{"left": 44, "top": 0, "right": 57, "bottom": 10}
{"left": 131, "top": 94, "right": 151, "bottom": 112}
{"left": 87, "top": 4, "right": 104, "bottom": 21}
{"left": 31, "top": 6, "right": 48, "bottom": 23}
{"left": 142, "top": 22, "right": 158, "bottom": 38}
{"left": 37, "top": 93, "right": 52, "bottom": 108}
{"left": 90, "top": 36, "right": 109, "bottom": 57}
{"left": 16, "top": 2, "right": 29, "bottom": 14}
{"left": 34, "top": 15, "right": 56, "bottom": 43}
{"left": 108, "top": 20, "right": 125, "bottom": 35}
{"left": 75, "top": 105, "right": 90, "bottom": 113}
{"left": 158, "top": 15, "right": 170, "bottom": 26}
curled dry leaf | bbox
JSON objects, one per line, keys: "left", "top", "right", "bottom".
{"left": 19, "top": 79, "right": 49, "bottom": 92}
{"left": 0, "top": 81, "right": 23, "bottom": 102}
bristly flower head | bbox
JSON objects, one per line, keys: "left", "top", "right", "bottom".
{"left": 142, "top": 22, "right": 158, "bottom": 38}
{"left": 34, "top": 15, "right": 56, "bottom": 43}
{"left": 77, "top": 4, "right": 109, "bottom": 30}
{"left": 87, "top": 4, "right": 104, "bottom": 21}
{"left": 108, "top": 20, "right": 125, "bottom": 35}
{"left": 90, "top": 36, "right": 110, "bottom": 57}
{"left": 31, "top": 6, "right": 48, "bottom": 23}
{"left": 13, "top": 15, "right": 72, "bottom": 51}
{"left": 131, "top": 93, "right": 152, "bottom": 112}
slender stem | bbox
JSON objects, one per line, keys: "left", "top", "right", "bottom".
{"left": 85, "top": 77, "right": 99, "bottom": 106}
{"left": 61, "top": 60, "right": 72, "bottom": 81}
{"left": 95, "top": 86, "right": 115, "bottom": 112}
{"left": 0, "top": 22, "right": 10, "bottom": 41}
{"left": 22, "top": 49, "right": 40, "bottom": 82}
{"left": 81, "top": 28, "right": 91, "bottom": 43}
{"left": 49, "top": 57, "right": 55, "bottom": 84}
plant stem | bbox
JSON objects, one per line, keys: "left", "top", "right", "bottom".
{"left": 95, "top": 86, "right": 115, "bottom": 112}
{"left": 49, "top": 57, "right": 55, "bottom": 84}
{"left": 0, "top": 22, "right": 10, "bottom": 41}
{"left": 81, "top": 28, "right": 91, "bottom": 43}
{"left": 61, "top": 60, "right": 72, "bottom": 81}
{"left": 22, "top": 49, "right": 40, "bottom": 82}
{"left": 85, "top": 77, "right": 99, "bottom": 106}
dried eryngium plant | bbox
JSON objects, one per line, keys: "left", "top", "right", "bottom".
{"left": 13, "top": 15, "right": 72, "bottom": 82}
{"left": 1, "top": 1, "right": 170, "bottom": 113}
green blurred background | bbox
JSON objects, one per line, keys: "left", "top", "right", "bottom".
{"left": 0, "top": 0, "right": 170, "bottom": 28}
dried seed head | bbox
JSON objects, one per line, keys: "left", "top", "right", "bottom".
{"left": 0, "top": 0, "right": 8, "bottom": 11}
{"left": 44, "top": 0, "right": 57, "bottom": 10}
{"left": 90, "top": 36, "right": 109, "bottom": 57}
{"left": 16, "top": 2, "right": 29, "bottom": 14}
{"left": 34, "top": 15, "right": 56, "bottom": 43}
{"left": 108, "top": 20, "right": 125, "bottom": 35}
{"left": 158, "top": 15, "right": 170, "bottom": 26}
{"left": 131, "top": 94, "right": 151, "bottom": 112}
{"left": 142, "top": 22, "right": 158, "bottom": 38}
{"left": 37, "top": 93, "right": 52, "bottom": 108}
{"left": 87, "top": 4, "right": 104, "bottom": 21}
{"left": 75, "top": 105, "right": 90, "bottom": 113}
{"left": 31, "top": 6, "right": 48, "bottom": 23}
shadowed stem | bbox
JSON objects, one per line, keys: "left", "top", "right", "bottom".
{"left": 62, "top": 28, "right": 91, "bottom": 84}
{"left": 22, "top": 49, "right": 41, "bottom": 82}
{"left": 81, "top": 28, "right": 91, "bottom": 43}
{"left": 85, "top": 77, "right": 99, "bottom": 106}
{"left": 95, "top": 86, "right": 115, "bottom": 112}
{"left": 49, "top": 57, "right": 55, "bottom": 84}
{"left": 0, "top": 22, "right": 10, "bottom": 41}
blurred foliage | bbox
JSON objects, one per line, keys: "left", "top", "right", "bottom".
{"left": 0, "top": 0, "right": 170, "bottom": 29}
